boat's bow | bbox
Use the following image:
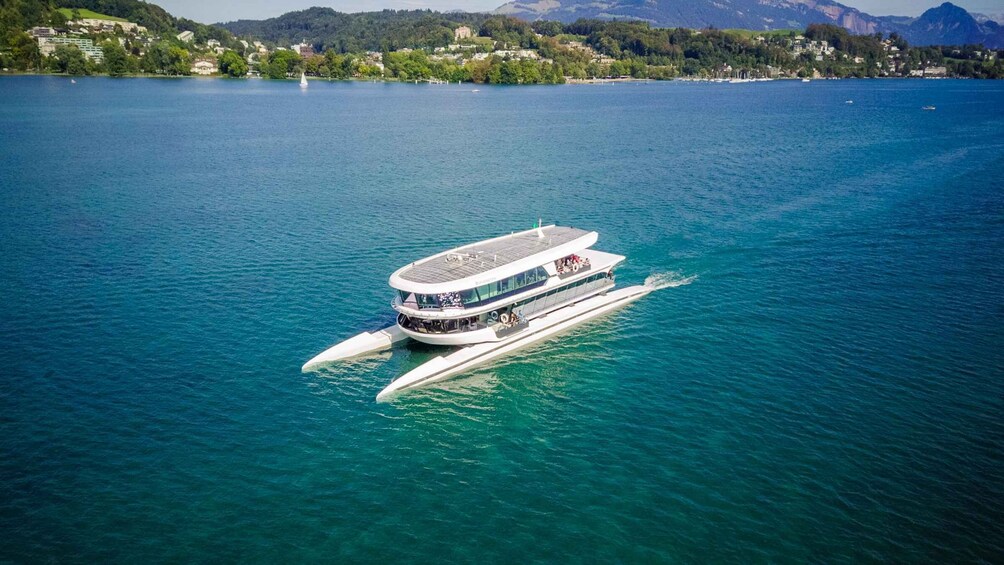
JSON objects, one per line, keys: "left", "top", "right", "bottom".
{"left": 302, "top": 324, "right": 408, "bottom": 371}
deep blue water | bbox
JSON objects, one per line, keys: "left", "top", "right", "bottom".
{"left": 1, "top": 76, "right": 1002, "bottom": 562}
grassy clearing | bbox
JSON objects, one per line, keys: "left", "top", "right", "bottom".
{"left": 57, "top": 8, "right": 128, "bottom": 22}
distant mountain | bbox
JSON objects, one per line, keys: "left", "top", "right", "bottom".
{"left": 497, "top": 0, "right": 868, "bottom": 32}
{"left": 893, "top": 2, "right": 1004, "bottom": 47}
{"left": 973, "top": 12, "right": 1004, "bottom": 25}
{"left": 494, "top": 0, "right": 1004, "bottom": 47}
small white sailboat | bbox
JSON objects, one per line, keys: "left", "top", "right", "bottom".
{"left": 299, "top": 72, "right": 308, "bottom": 88}
{"left": 801, "top": 78, "right": 810, "bottom": 83}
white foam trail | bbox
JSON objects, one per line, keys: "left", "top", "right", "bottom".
{"left": 644, "top": 271, "right": 697, "bottom": 290}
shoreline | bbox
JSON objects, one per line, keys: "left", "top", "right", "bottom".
{"left": 0, "top": 72, "right": 989, "bottom": 82}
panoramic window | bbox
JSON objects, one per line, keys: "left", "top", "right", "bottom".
{"left": 398, "top": 266, "right": 550, "bottom": 310}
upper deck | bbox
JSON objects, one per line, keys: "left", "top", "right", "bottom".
{"left": 389, "top": 225, "right": 597, "bottom": 294}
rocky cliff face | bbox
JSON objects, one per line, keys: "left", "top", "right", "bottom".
{"left": 798, "top": 0, "right": 877, "bottom": 34}
{"left": 973, "top": 13, "right": 1004, "bottom": 25}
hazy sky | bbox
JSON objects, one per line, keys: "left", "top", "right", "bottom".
{"left": 160, "top": 0, "right": 1004, "bottom": 24}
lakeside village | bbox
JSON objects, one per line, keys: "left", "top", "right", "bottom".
{"left": 11, "top": 14, "right": 1004, "bottom": 83}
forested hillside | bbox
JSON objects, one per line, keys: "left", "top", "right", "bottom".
{"left": 220, "top": 8, "right": 491, "bottom": 53}
{"left": 0, "top": 0, "right": 249, "bottom": 75}
{"left": 1, "top": 0, "right": 237, "bottom": 71}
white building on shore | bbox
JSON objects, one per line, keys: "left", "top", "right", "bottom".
{"left": 38, "top": 37, "right": 104, "bottom": 61}
{"left": 191, "top": 59, "right": 216, "bottom": 75}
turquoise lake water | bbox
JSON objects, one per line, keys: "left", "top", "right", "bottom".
{"left": 1, "top": 76, "right": 1002, "bottom": 562}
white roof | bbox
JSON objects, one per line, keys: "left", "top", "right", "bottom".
{"left": 392, "top": 247, "right": 625, "bottom": 319}
{"left": 389, "top": 225, "right": 598, "bottom": 294}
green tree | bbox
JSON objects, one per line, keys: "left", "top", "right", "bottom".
{"left": 554, "top": 64, "right": 567, "bottom": 84}
{"left": 531, "top": 20, "right": 564, "bottom": 37}
{"left": 480, "top": 16, "right": 536, "bottom": 48}
{"left": 102, "top": 41, "right": 133, "bottom": 76}
{"left": 263, "top": 49, "right": 300, "bottom": 79}
{"left": 303, "top": 53, "right": 325, "bottom": 75}
{"left": 140, "top": 41, "right": 191, "bottom": 75}
{"left": 384, "top": 49, "right": 432, "bottom": 80}
{"left": 53, "top": 44, "right": 88, "bottom": 75}
{"left": 167, "top": 46, "right": 191, "bottom": 75}
{"left": 324, "top": 49, "right": 351, "bottom": 79}
{"left": 486, "top": 56, "right": 503, "bottom": 83}
{"left": 6, "top": 31, "right": 40, "bottom": 71}
{"left": 218, "top": 49, "right": 248, "bottom": 77}
{"left": 465, "top": 58, "right": 490, "bottom": 83}
{"left": 140, "top": 41, "right": 171, "bottom": 74}
{"left": 520, "top": 59, "right": 541, "bottom": 83}
{"left": 49, "top": 9, "right": 68, "bottom": 28}
{"left": 358, "top": 63, "right": 383, "bottom": 77}
{"left": 499, "top": 59, "right": 523, "bottom": 83}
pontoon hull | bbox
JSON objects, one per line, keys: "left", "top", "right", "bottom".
{"left": 397, "top": 324, "right": 501, "bottom": 346}
{"left": 302, "top": 324, "right": 409, "bottom": 371}
{"left": 375, "top": 285, "right": 652, "bottom": 400}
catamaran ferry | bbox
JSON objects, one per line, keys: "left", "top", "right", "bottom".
{"left": 303, "top": 225, "right": 653, "bottom": 400}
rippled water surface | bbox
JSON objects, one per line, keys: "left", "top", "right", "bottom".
{"left": 2, "top": 77, "right": 1003, "bottom": 562}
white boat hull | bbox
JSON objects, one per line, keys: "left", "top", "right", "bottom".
{"left": 302, "top": 324, "right": 409, "bottom": 371}
{"left": 376, "top": 284, "right": 652, "bottom": 400}
{"left": 398, "top": 324, "right": 500, "bottom": 346}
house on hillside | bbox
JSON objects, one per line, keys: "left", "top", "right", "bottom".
{"left": 30, "top": 27, "right": 55, "bottom": 38}
{"left": 362, "top": 51, "right": 384, "bottom": 71}
{"left": 177, "top": 30, "right": 194, "bottom": 43}
{"left": 37, "top": 37, "right": 104, "bottom": 61}
{"left": 293, "top": 41, "right": 314, "bottom": 57}
{"left": 191, "top": 58, "right": 216, "bottom": 75}
{"left": 70, "top": 18, "right": 146, "bottom": 34}
{"left": 495, "top": 49, "right": 539, "bottom": 60}
{"left": 454, "top": 26, "right": 472, "bottom": 40}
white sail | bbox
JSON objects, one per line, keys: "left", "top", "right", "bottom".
{"left": 300, "top": 72, "right": 307, "bottom": 88}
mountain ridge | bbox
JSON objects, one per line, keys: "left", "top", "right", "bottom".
{"left": 494, "top": 0, "right": 1004, "bottom": 47}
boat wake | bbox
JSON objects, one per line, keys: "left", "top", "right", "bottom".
{"left": 644, "top": 271, "right": 697, "bottom": 290}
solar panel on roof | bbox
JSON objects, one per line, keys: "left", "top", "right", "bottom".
{"left": 398, "top": 226, "right": 590, "bottom": 284}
